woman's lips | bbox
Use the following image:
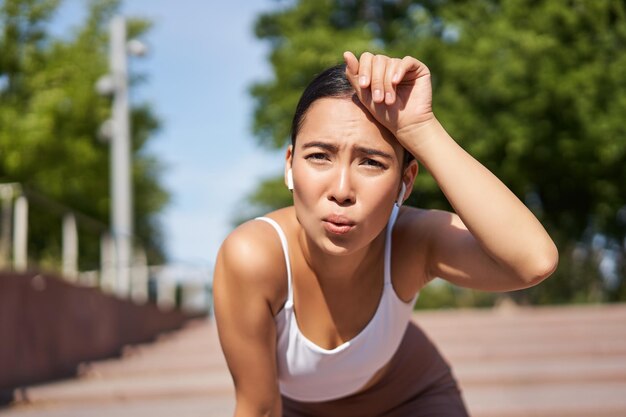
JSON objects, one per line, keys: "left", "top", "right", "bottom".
{"left": 322, "top": 215, "right": 356, "bottom": 235}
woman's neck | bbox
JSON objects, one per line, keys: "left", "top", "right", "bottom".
{"left": 297, "top": 226, "right": 387, "bottom": 286}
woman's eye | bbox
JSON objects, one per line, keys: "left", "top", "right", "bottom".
{"left": 362, "top": 159, "right": 385, "bottom": 169}
{"left": 305, "top": 153, "right": 328, "bottom": 161}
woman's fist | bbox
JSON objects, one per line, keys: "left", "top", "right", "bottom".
{"left": 343, "top": 51, "right": 434, "bottom": 138}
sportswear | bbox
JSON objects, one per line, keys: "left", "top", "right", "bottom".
{"left": 255, "top": 204, "right": 419, "bottom": 402}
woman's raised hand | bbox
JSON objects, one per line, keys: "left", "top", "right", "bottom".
{"left": 343, "top": 51, "right": 434, "bottom": 139}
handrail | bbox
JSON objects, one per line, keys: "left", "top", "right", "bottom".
{"left": 0, "top": 182, "right": 212, "bottom": 315}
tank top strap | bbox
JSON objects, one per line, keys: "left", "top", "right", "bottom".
{"left": 255, "top": 217, "right": 294, "bottom": 306}
{"left": 384, "top": 204, "right": 401, "bottom": 285}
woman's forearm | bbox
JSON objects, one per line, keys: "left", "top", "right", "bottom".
{"left": 398, "top": 118, "right": 558, "bottom": 283}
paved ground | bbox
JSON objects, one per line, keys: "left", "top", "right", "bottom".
{"left": 3, "top": 303, "right": 626, "bottom": 417}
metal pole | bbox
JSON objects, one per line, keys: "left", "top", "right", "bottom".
{"left": 13, "top": 196, "right": 28, "bottom": 272}
{"left": 0, "top": 184, "right": 14, "bottom": 268}
{"left": 110, "top": 16, "right": 133, "bottom": 297}
{"left": 131, "top": 245, "right": 148, "bottom": 304}
{"left": 100, "top": 232, "right": 116, "bottom": 293}
{"left": 62, "top": 213, "right": 78, "bottom": 281}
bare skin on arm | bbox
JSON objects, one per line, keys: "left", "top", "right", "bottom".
{"left": 214, "top": 221, "right": 287, "bottom": 417}
{"left": 343, "top": 51, "right": 559, "bottom": 291}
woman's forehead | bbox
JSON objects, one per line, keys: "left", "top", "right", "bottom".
{"left": 297, "top": 97, "right": 402, "bottom": 155}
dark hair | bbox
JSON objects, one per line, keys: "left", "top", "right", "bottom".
{"left": 290, "top": 63, "right": 414, "bottom": 166}
{"left": 290, "top": 64, "right": 353, "bottom": 146}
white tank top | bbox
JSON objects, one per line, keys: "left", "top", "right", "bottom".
{"left": 256, "top": 204, "right": 419, "bottom": 402}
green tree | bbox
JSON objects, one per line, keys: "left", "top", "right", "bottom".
{"left": 247, "top": 0, "right": 626, "bottom": 304}
{"left": 0, "top": 0, "right": 168, "bottom": 269}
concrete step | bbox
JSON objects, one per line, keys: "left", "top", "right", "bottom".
{"left": 2, "top": 303, "right": 625, "bottom": 417}
{"left": 464, "top": 381, "right": 626, "bottom": 417}
{"left": 454, "top": 356, "right": 626, "bottom": 385}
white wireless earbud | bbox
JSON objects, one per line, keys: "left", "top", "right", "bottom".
{"left": 396, "top": 182, "right": 406, "bottom": 206}
{"left": 287, "top": 168, "right": 294, "bottom": 191}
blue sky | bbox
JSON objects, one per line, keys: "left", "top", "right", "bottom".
{"left": 52, "top": 1, "right": 286, "bottom": 270}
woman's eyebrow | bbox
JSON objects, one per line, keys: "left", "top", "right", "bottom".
{"left": 301, "top": 141, "right": 393, "bottom": 160}
{"left": 354, "top": 146, "right": 393, "bottom": 160}
{"left": 301, "top": 141, "right": 338, "bottom": 152}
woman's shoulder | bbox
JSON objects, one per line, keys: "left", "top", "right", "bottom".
{"left": 223, "top": 205, "right": 295, "bottom": 247}
{"left": 395, "top": 205, "right": 459, "bottom": 237}
{"left": 390, "top": 206, "right": 460, "bottom": 294}
{"left": 214, "top": 206, "right": 295, "bottom": 312}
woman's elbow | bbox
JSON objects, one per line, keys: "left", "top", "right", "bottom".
{"left": 522, "top": 241, "right": 559, "bottom": 287}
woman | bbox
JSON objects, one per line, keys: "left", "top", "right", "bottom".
{"left": 214, "top": 51, "right": 558, "bottom": 417}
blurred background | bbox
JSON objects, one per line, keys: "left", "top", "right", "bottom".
{"left": 1, "top": 0, "right": 625, "bottom": 416}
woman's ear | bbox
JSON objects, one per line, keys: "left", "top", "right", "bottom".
{"left": 285, "top": 146, "right": 294, "bottom": 191}
{"left": 399, "top": 160, "right": 419, "bottom": 205}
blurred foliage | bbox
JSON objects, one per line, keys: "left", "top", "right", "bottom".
{"left": 415, "top": 278, "right": 499, "bottom": 310}
{"left": 0, "top": 0, "right": 168, "bottom": 269}
{"left": 246, "top": 0, "right": 626, "bottom": 305}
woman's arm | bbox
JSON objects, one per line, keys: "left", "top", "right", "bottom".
{"left": 213, "top": 223, "right": 283, "bottom": 416}
{"left": 344, "top": 51, "right": 558, "bottom": 291}
{"left": 401, "top": 119, "right": 558, "bottom": 290}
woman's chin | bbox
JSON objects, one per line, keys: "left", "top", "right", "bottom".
{"left": 317, "top": 236, "right": 362, "bottom": 257}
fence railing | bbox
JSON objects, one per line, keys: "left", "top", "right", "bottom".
{"left": 0, "top": 182, "right": 211, "bottom": 315}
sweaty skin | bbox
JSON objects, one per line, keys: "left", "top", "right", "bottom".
{"left": 213, "top": 52, "right": 559, "bottom": 417}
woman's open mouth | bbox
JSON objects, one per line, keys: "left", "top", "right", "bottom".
{"left": 322, "top": 215, "right": 356, "bottom": 235}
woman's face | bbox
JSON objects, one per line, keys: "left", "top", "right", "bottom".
{"left": 287, "top": 96, "right": 409, "bottom": 256}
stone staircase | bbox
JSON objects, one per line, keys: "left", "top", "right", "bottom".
{"left": 416, "top": 304, "right": 626, "bottom": 417}
{"left": 2, "top": 303, "right": 626, "bottom": 417}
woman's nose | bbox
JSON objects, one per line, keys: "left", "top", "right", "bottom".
{"left": 328, "top": 167, "right": 355, "bottom": 205}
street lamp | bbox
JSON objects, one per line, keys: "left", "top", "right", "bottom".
{"left": 96, "top": 16, "right": 147, "bottom": 297}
